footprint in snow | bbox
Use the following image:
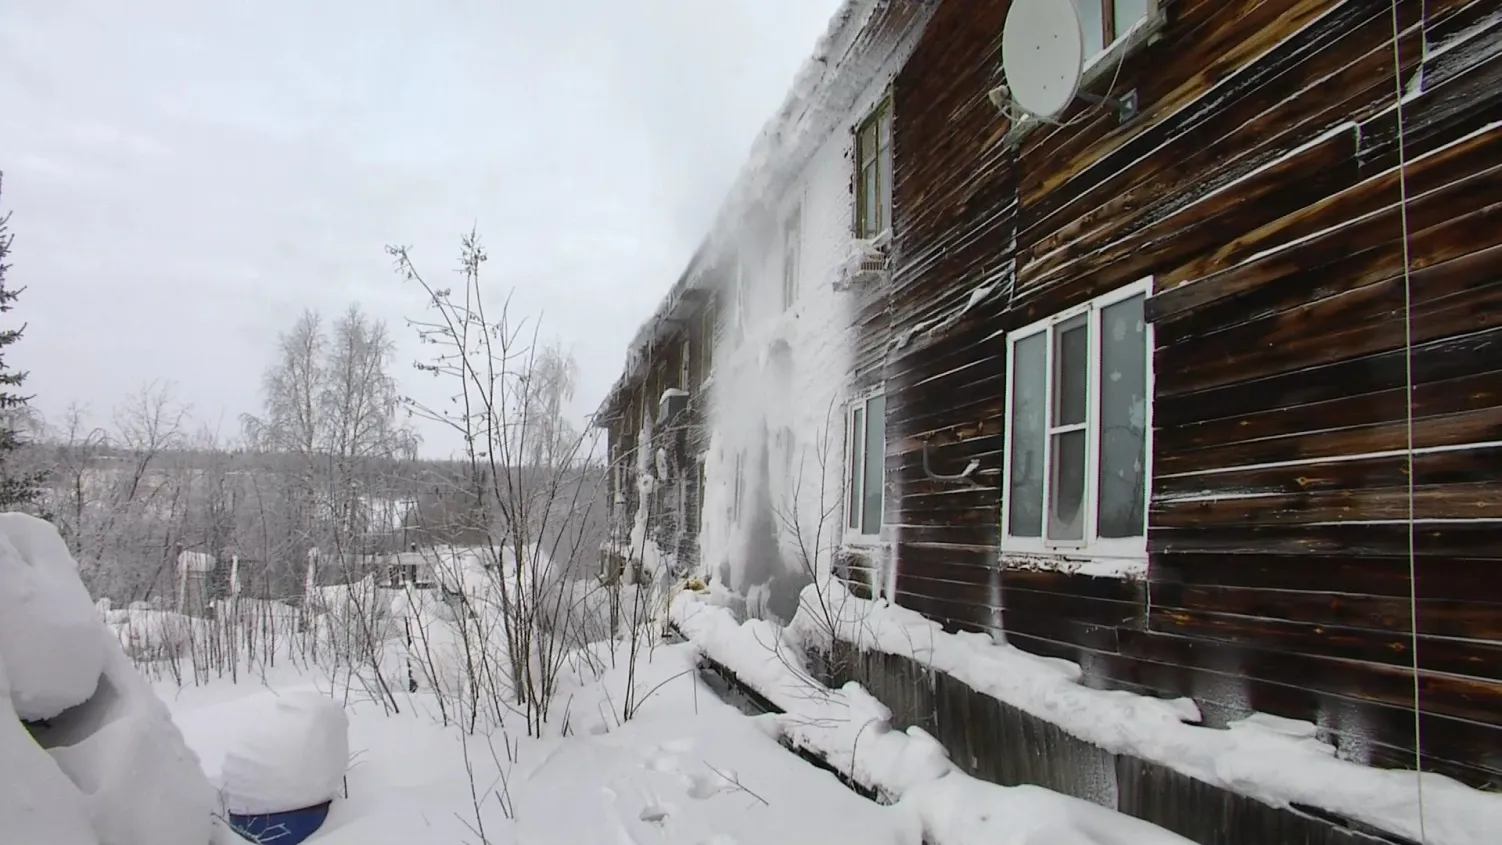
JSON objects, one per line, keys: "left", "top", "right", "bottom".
{"left": 684, "top": 768, "right": 738, "bottom": 800}
{"left": 638, "top": 804, "right": 672, "bottom": 825}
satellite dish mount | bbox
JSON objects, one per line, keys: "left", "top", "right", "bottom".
{"left": 996, "top": 0, "right": 1137, "bottom": 124}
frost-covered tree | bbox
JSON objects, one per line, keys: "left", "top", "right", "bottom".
{"left": 0, "top": 174, "right": 46, "bottom": 511}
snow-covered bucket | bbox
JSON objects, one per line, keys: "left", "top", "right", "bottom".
{"left": 221, "top": 691, "right": 349, "bottom": 844}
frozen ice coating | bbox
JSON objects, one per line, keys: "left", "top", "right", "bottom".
{"left": 0, "top": 512, "right": 107, "bottom": 720}
{"left": 220, "top": 691, "right": 351, "bottom": 815}
{"left": 0, "top": 653, "right": 102, "bottom": 845}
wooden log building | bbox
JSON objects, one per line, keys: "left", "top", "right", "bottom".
{"left": 596, "top": 0, "right": 1502, "bottom": 840}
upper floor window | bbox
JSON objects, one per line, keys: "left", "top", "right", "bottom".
{"left": 845, "top": 391, "right": 886, "bottom": 539}
{"left": 855, "top": 99, "right": 892, "bottom": 240}
{"left": 782, "top": 207, "right": 802, "bottom": 312}
{"left": 1074, "top": 0, "right": 1154, "bottom": 58}
{"left": 698, "top": 293, "right": 717, "bottom": 382}
{"left": 1002, "top": 279, "right": 1151, "bottom": 561}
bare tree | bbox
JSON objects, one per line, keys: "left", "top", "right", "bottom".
{"left": 240, "top": 305, "right": 419, "bottom": 711}
{"left": 390, "top": 231, "right": 610, "bottom": 737}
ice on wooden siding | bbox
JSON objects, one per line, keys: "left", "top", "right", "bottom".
{"left": 1426, "top": 9, "right": 1502, "bottom": 63}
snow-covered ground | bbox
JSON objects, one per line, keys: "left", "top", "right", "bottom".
{"left": 162, "top": 640, "right": 912, "bottom": 845}
{"left": 1, "top": 511, "right": 1237, "bottom": 845}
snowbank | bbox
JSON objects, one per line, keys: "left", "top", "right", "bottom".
{"left": 784, "top": 580, "right": 1502, "bottom": 845}
{"left": 0, "top": 513, "right": 215, "bottom": 845}
{"left": 669, "top": 589, "right": 1194, "bottom": 845}
{"left": 0, "top": 511, "right": 106, "bottom": 720}
{"left": 42, "top": 645, "right": 217, "bottom": 845}
{"left": 221, "top": 691, "right": 350, "bottom": 815}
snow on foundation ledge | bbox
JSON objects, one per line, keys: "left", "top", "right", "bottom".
{"left": 760, "top": 580, "right": 1499, "bottom": 845}
{"left": 668, "top": 590, "right": 1196, "bottom": 845}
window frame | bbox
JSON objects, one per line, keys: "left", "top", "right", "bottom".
{"left": 999, "top": 277, "right": 1153, "bottom": 562}
{"left": 854, "top": 97, "right": 893, "bottom": 241}
{"left": 844, "top": 388, "right": 887, "bottom": 541}
{"left": 782, "top": 205, "right": 802, "bottom": 312}
{"left": 1075, "top": 0, "right": 1157, "bottom": 61}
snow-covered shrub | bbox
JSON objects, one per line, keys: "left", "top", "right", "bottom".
{"left": 105, "top": 608, "right": 205, "bottom": 662}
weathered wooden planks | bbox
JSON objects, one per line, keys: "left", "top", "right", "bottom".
{"left": 880, "top": 0, "right": 1502, "bottom": 798}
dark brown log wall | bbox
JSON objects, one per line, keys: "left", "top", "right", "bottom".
{"left": 887, "top": 0, "right": 1502, "bottom": 790}
{"left": 884, "top": 0, "right": 1018, "bottom": 629}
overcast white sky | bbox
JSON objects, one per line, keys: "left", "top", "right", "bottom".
{"left": 0, "top": 0, "right": 842, "bottom": 456}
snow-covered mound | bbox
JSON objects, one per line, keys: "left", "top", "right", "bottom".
{"left": 0, "top": 513, "right": 215, "bottom": 845}
{"left": 221, "top": 691, "right": 350, "bottom": 815}
{"left": 0, "top": 653, "right": 100, "bottom": 845}
{"left": 0, "top": 512, "right": 106, "bottom": 720}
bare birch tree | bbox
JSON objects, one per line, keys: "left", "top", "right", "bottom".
{"left": 389, "top": 231, "right": 609, "bottom": 737}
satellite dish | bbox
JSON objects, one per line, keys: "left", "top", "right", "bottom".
{"left": 1001, "top": 0, "right": 1086, "bottom": 120}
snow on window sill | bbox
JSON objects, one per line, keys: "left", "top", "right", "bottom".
{"left": 999, "top": 551, "right": 1146, "bottom": 581}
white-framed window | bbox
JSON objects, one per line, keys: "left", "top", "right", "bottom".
{"left": 1073, "top": 0, "right": 1155, "bottom": 59}
{"left": 782, "top": 207, "right": 802, "bottom": 311}
{"left": 679, "top": 337, "right": 691, "bottom": 390}
{"left": 844, "top": 390, "right": 886, "bottom": 539}
{"left": 855, "top": 98, "right": 892, "bottom": 240}
{"left": 1001, "top": 278, "right": 1151, "bottom": 560}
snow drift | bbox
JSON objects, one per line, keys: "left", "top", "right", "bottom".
{"left": 221, "top": 691, "right": 350, "bottom": 815}
{"left": 0, "top": 513, "right": 215, "bottom": 845}
{"left": 0, "top": 512, "right": 107, "bottom": 720}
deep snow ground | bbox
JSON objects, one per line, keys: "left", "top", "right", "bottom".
{"left": 161, "top": 641, "right": 913, "bottom": 845}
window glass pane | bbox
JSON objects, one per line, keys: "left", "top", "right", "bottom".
{"left": 1072, "top": 0, "right": 1106, "bottom": 55}
{"left": 859, "top": 121, "right": 877, "bottom": 167}
{"left": 848, "top": 408, "right": 864, "bottom": 530}
{"left": 1049, "top": 430, "right": 1087, "bottom": 541}
{"left": 862, "top": 394, "right": 886, "bottom": 533}
{"left": 1113, "top": 0, "right": 1151, "bottom": 39}
{"left": 1098, "top": 294, "right": 1148, "bottom": 538}
{"left": 878, "top": 141, "right": 893, "bottom": 233}
{"left": 878, "top": 104, "right": 892, "bottom": 147}
{"left": 1008, "top": 333, "right": 1047, "bottom": 537}
{"left": 862, "top": 163, "right": 879, "bottom": 236}
{"left": 1053, "top": 315, "right": 1088, "bottom": 426}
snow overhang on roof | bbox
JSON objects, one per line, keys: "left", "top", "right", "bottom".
{"left": 592, "top": 0, "right": 933, "bottom": 427}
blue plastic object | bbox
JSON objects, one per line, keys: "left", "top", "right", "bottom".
{"left": 227, "top": 801, "right": 332, "bottom": 844}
